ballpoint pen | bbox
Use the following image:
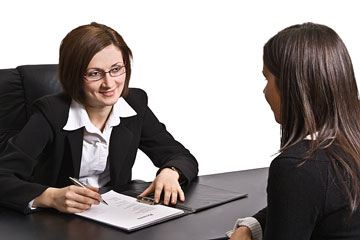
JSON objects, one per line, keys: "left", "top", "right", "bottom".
{"left": 69, "top": 177, "right": 109, "bottom": 205}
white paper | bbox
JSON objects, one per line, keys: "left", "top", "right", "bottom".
{"left": 76, "top": 190, "right": 184, "bottom": 231}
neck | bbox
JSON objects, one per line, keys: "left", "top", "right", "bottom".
{"left": 85, "top": 105, "right": 113, "bottom": 132}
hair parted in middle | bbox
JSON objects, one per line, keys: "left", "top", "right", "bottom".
{"left": 58, "top": 22, "right": 133, "bottom": 105}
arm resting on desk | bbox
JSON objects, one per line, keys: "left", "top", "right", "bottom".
{"left": 226, "top": 217, "right": 263, "bottom": 240}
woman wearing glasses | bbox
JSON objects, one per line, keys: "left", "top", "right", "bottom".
{"left": 228, "top": 23, "right": 360, "bottom": 239}
{"left": 0, "top": 22, "right": 198, "bottom": 213}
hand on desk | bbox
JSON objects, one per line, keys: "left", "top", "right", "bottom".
{"left": 33, "top": 185, "right": 101, "bottom": 213}
{"left": 139, "top": 168, "right": 184, "bottom": 205}
{"left": 230, "top": 226, "right": 252, "bottom": 240}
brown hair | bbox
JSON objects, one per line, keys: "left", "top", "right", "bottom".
{"left": 58, "top": 22, "right": 132, "bottom": 105}
{"left": 263, "top": 22, "right": 360, "bottom": 214}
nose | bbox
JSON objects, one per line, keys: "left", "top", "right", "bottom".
{"left": 101, "top": 73, "right": 115, "bottom": 87}
{"left": 263, "top": 79, "right": 270, "bottom": 94}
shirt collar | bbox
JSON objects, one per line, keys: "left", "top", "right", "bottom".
{"left": 63, "top": 97, "right": 137, "bottom": 131}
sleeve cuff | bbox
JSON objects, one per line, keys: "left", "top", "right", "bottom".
{"left": 226, "top": 217, "right": 262, "bottom": 240}
{"left": 28, "top": 199, "right": 37, "bottom": 210}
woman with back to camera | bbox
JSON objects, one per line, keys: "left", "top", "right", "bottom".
{"left": 0, "top": 22, "right": 198, "bottom": 213}
{"left": 228, "top": 23, "right": 360, "bottom": 239}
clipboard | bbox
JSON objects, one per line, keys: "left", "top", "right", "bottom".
{"left": 77, "top": 181, "right": 248, "bottom": 232}
{"left": 119, "top": 181, "right": 248, "bottom": 213}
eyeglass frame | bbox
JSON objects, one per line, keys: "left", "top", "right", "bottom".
{"left": 84, "top": 64, "right": 126, "bottom": 82}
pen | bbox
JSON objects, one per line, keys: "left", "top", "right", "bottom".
{"left": 69, "top": 177, "right": 109, "bottom": 205}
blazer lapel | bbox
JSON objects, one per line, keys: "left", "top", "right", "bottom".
{"left": 60, "top": 118, "right": 134, "bottom": 186}
{"left": 67, "top": 128, "right": 83, "bottom": 178}
{"left": 56, "top": 129, "right": 83, "bottom": 187}
{"left": 108, "top": 118, "right": 134, "bottom": 185}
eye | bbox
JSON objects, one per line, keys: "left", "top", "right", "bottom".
{"left": 87, "top": 71, "right": 101, "bottom": 77}
{"left": 111, "top": 66, "right": 122, "bottom": 73}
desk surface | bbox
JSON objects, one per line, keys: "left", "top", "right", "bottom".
{"left": 0, "top": 168, "right": 268, "bottom": 240}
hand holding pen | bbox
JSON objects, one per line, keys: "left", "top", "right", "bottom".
{"left": 33, "top": 178, "right": 106, "bottom": 214}
{"left": 69, "top": 177, "right": 108, "bottom": 205}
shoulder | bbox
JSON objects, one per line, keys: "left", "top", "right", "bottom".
{"left": 124, "top": 88, "right": 148, "bottom": 113}
{"left": 271, "top": 141, "right": 330, "bottom": 169}
{"left": 32, "top": 93, "right": 71, "bottom": 127}
{"left": 125, "top": 88, "right": 148, "bottom": 103}
{"left": 34, "top": 92, "right": 71, "bottom": 109}
{"left": 269, "top": 141, "right": 330, "bottom": 188}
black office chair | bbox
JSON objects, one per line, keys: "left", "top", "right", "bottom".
{"left": 0, "top": 64, "right": 62, "bottom": 154}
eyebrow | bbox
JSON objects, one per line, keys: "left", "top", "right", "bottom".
{"left": 87, "top": 62, "right": 124, "bottom": 71}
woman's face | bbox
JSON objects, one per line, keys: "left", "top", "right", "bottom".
{"left": 263, "top": 64, "right": 281, "bottom": 123}
{"left": 83, "top": 44, "right": 126, "bottom": 110}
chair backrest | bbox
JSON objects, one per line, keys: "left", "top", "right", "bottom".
{"left": 0, "top": 64, "right": 62, "bottom": 153}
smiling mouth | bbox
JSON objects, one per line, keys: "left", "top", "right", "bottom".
{"left": 100, "top": 89, "right": 115, "bottom": 97}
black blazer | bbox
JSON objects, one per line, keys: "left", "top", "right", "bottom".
{"left": 0, "top": 88, "right": 198, "bottom": 213}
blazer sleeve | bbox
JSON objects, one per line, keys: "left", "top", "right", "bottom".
{"left": 130, "top": 89, "right": 198, "bottom": 184}
{"left": 253, "top": 206, "right": 267, "bottom": 234}
{"left": 259, "top": 156, "right": 325, "bottom": 239}
{"left": 0, "top": 99, "right": 54, "bottom": 213}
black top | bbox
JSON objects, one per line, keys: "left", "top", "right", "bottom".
{"left": 254, "top": 140, "right": 360, "bottom": 239}
{"left": 0, "top": 88, "right": 198, "bottom": 213}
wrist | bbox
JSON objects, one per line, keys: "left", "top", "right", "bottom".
{"left": 161, "top": 167, "right": 180, "bottom": 180}
{"left": 33, "top": 187, "right": 54, "bottom": 208}
{"left": 170, "top": 167, "right": 186, "bottom": 184}
{"left": 237, "top": 226, "right": 251, "bottom": 235}
{"left": 234, "top": 217, "right": 262, "bottom": 240}
{"left": 169, "top": 167, "right": 181, "bottom": 180}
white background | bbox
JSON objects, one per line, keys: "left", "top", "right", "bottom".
{"left": 1, "top": 0, "right": 359, "bottom": 181}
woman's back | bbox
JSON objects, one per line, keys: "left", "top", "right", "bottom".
{"left": 260, "top": 140, "right": 360, "bottom": 239}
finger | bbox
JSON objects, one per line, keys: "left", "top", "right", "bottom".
{"left": 65, "top": 207, "right": 83, "bottom": 214}
{"left": 64, "top": 199, "right": 92, "bottom": 212}
{"left": 154, "top": 183, "right": 164, "bottom": 204}
{"left": 66, "top": 207, "right": 87, "bottom": 214}
{"left": 71, "top": 186, "right": 101, "bottom": 200}
{"left": 162, "top": 187, "right": 172, "bottom": 205}
{"left": 178, "top": 187, "right": 185, "bottom": 202}
{"left": 170, "top": 189, "right": 178, "bottom": 205}
{"left": 139, "top": 183, "right": 155, "bottom": 197}
{"left": 67, "top": 187, "right": 100, "bottom": 205}
{"left": 85, "top": 184, "right": 99, "bottom": 192}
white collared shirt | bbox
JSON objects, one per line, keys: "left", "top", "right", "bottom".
{"left": 63, "top": 98, "right": 137, "bottom": 188}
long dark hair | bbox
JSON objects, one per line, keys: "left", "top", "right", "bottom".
{"left": 58, "top": 22, "right": 133, "bottom": 105}
{"left": 263, "top": 22, "right": 360, "bottom": 213}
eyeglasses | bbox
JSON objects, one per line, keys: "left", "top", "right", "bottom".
{"left": 84, "top": 65, "right": 126, "bottom": 82}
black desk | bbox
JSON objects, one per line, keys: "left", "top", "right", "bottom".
{"left": 0, "top": 168, "right": 268, "bottom": 240}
